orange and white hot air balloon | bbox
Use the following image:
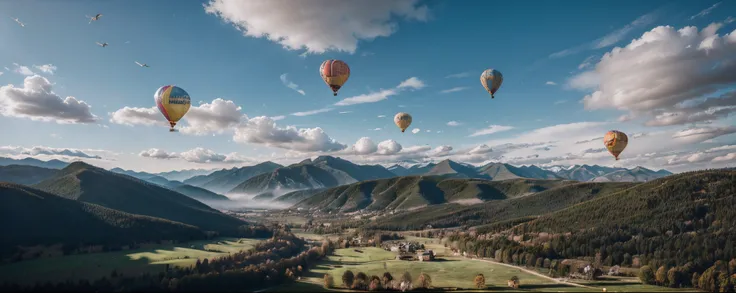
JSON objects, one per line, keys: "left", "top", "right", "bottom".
{"left": 319, "top": 59, "right": 350, "bottom": 96}
{"left": 394, "top": 112, "right": 412, "bottom": 133}
{"left": 603, "top": 130, "right": 628, "bottom": 160}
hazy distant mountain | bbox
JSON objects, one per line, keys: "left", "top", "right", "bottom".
{"left": 155, "top": 168, "right": 217, "bottom": 182}
{"left": 183, "top": 162, "right": 283, "bottom": 194}
{"left": 0, "top": 165, "right": 58, "bottom": 185}
{"left": 591, "top": 166, "right": 672, "bottom": 182}
{"left": 279, "top": 176, "right": 573, "bottom": 212}
{"left": 426, "top": 159, "right": 482, "bottom": 178}
{"left": 555, "top": 164, "right": 621, "bottom": 182}
{"left": 34, "top": 162, "right": 244, "bottom": 232}
{"left": 109, "top": 167, "right": 228, "bottom": 202}
{"left": 229, "top": 156, "right": 396, "bottom": 195}
{"left": 0, "top": 157, "right": 68, "bottom": 169}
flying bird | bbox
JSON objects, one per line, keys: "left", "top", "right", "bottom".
{"left": 135, "top": 61, "right": 150, "bottom": 68}
{"left": 10, "top": 17, "right": 25, "bottom": 27}
{"left": 86, "top": 13, "right": 102, "bottom": 24}
{"left": 96, "top": 42, "right": 108, "bottom": 47}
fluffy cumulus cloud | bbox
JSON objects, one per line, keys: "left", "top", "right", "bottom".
{"left": 0, "top": 145, "right": 102, "bottom": 159}
{"left": 550, "top": 12, "right": 657, "bottom": 58}
{"left": 204, "top": 0, "right": 429, "bottom": 54}
{"left": 353, "top": 137, "right": 378, "bottom": 155}
{"left": 0, "top": 75, "right": 98, "bottom": 123}
{"left": 233, "top": 116, "right": 346, "bottom": 152}
{"left": 280, "top": 73, "right": 306, "bottom": 95}
{"left": 377, "top": 139, "right": 402, "bottom": 155}
{"left": 469, "top": 125, "right": 514, "bottom": 137}
{"left": 110, "top": 98, "right": 245, "bottom": 135}
{"left": 572, "top": 23, "right": 736, "bottom": 126}
{"left": 139, "top": 147, "right": 248, "bottom": 164}
{"left": 411, "top": 128, "right": 421, "bottom": 134}
{"left": 334, "top": 77, "right": 425, "bottom": 106}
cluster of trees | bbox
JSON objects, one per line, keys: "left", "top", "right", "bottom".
{"left": 326, "top": 270, "right": 432, "bottom": 291}
{"left": 640, "top": 260, "right": 736, "bottom": 291}
{"left": 0, "top": 231, "right": 334, "bottom": 292}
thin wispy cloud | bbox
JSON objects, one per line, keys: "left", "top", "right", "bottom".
{"left": 334, "top": 77, "right": 425, "bottom": 106}
{"left": 280, "top": 73, "right": 306, "bottom": 95}
{"left": 291, "top": 108, "right": 333, "bottom": 116}
{"left": 554, "top": 100, "right": 568, "bottom": 105}
{"left": 447, "top": 121, "right": 462, "bottom": 126}
{"left": 377, "top": 115, "right": 386, "bottom": 118}
{"left": 549, "top": 11, "right": 657, "bottom": 58}
{"left": 690, "top": 2, "right": 721, "bottom": 20}
{"left": 545, "top": 81, "right": 557, "bottom": 86}
{"left": 440, "top": 87, "right": 468, "bottom": 94}
{"left": 271, "top": 115, "right": 286, "bottom": 121}
{"left": 338, "top": 111, "right": 352, "bottom": 114}
{"left": 445, "top": 72, "right": 470, "bottom": 79}
{"left": 469, "top": 125, "right": 514, "bottom": 137}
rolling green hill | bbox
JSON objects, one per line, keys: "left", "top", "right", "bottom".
{"left": 282, "top": 176, "right": 575, "bottom": 213}
{"left": 0, "top": 165, "right": 58, "bottom": 185}
{"left": 33, "top": 162, "right": 245, "bottom": 232}
{"left": 0, "top": 182, "right": 206, "bottom": 260}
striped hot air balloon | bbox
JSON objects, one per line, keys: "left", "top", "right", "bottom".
{"left": 319, "top": 59, "right": 350, "bottom": 96}
{"left": 603, "top": 130, "right": 628, "bottom": 160}
{"left": 154, "top": 85, "right": 191, "bottom": 132}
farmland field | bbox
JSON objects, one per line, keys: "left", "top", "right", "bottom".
{"left": 0, "top": 238, "right": 262, "bottom": 285}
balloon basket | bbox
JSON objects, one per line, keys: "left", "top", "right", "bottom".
{"left": 169, "top": 128, "right": 177, "bottom": 132}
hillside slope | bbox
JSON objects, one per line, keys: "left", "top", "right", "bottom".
{"left": 185, "top": 161, "right": 283, "bottom": 194}
{"left": 0, "top": 165, "right": 58, "bottom": 185}
{"left": 0, "top": 182, "right": 206, "bottom": 260}
{"left": 110, "top": 168, "right": 229, "bottom": 202}
{"left": 282, "top": 176, "right": 574, "bottom": 213}
{"left": 34, "top": 162, "right": 245, "bottom": 232}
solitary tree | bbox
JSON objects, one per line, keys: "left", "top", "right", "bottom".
{"left": 474, "top": 273, "right": 486, "bottom": 289}
{"left": 342, "top": 270, "right": 355, "bottom": 288}
{"left": 639, "top": 266, "right": 655, "bottom": 285}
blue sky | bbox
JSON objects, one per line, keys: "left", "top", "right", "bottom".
{"left": 1, "top": 0, "right": 735, "bottom": 173}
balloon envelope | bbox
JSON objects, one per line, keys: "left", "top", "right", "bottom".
{"left": 480, "top": 69, "right": 503, "bottom": 98}
{"left": 394, "top": 112, "right": 412, "bottom": 133}
{"left": 154, "top": 85, "right": 191, "bottom": 131}
{"left": 320, "top": 59, "right": 350, "bottom": 96}
{"left": 603, "top": 130, "right": 628, "bottom": 160}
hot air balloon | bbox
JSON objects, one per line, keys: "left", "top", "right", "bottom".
{"left": 480, "top": 69, "right": 503, "bottom": 99}
{"left": 603, "top": 130, "right": 628, "bottom": 160}
{"left": 394, "top": 112, "right": 412, "bottom": 133}
{"left": 320, "top": 59, "right": 350, "bottom": 96}
{"left": 154, "top": 85, "right": 191, "bottom": 132}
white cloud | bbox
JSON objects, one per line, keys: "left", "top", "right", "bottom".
{"left": 371, "top": 128, "right": 382, "bottom": 131}
{"left": 271, "top": 115, "right": 285, "bottom": 121}
{"left": 109, "top": 106, "right": 162, "bottom": 126}
{"left": 645, "top": 91, "right": 736, "bottom": 126}
{"left": 447, "top": 121, "right": 462, "bottom": 126}
{"left": 280, "top": 73, "right": 306, "bottom": 95}
{"left": 468, "top": 144, "right": 493, "bottom": 155}
{"left": 690, "top": 2, "right": 721, "bottom": 20}
{"left": 550, "top": 12, "right": 657, "bottom": 58}
{"left": 445, "top": 72, "right": 469, "bottom": 79}
{"left": 411, "top": 128, "right": 420, "bottom": 134}
{"left": 33, "top": 64, "right": 57, "bottom": 75}
{"left": 291, "top": 108, "right": 333, "bottom": 116}
{"left": 12, "top": 63, "right": 34, "bottom": 76}
{"left": 545, "top": 81, "right": 557, "bottom": 85}
{"left": 139, "top": 148, "right": 178, "bottom": 159}
{"left": 578, "top": 55, "right": 597, "bottom": 70}
{"left": 554, "top": 100, "right": 567, "bottom": 105}
{"left": 469, "top": 125, "right": 514, "bottom": 137}
{"left": 204, "top": 0, "right": 429, "bottom": 54}
{"left": 353, "top": 137, "right": 378, "bottom": 155}
{"left": 179, "top": 98, "right": 245, "bottom": 135}
{"left": 334, "top": 77, "right": 424, "bottom": 106}
{"left": 671, "top": 126, "right": 736, "bottom": 144}
{"left": 0, "top": 71, "right": 4, "bottom": 76}
{"left": 440, "top": 87, "right": 468, "bottom": 94}
{"left": 575, "top": 23, "right": 736, "bottom": 126}
{"left": 0, "top": 145, "right": 101, "bottom": 159}
{"left": 397, "top": 77, "right": 426, "bottom": 90}
{"left": 377, "top": 115, "right": 386, "bottom": 118}
{"left": 0, "top": 75, "right": 98, "bottom": 124}
{"left": 428, "top": 145, "right": 453, "bottom": 157}
{"left": 339, "top": 111, "right": 352, "bottom": 114}
{"left": 377, "top": 139, "right": 402, "bottom": 155}
{"left": 233, "top": 116, "right": 346, "bottom": 152}
{"left": 139, "top": 147, "right": 247, "bottom": 163}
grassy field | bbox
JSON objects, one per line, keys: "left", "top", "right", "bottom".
{"left": 267, "top": 247, "right": 693, "bottom": 292}
{"left": 0, "top": 238, "right": 262, "bottom": 285}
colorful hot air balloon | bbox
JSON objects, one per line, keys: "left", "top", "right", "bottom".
{"left": 480, "top": 69, "right": 503, "bottom": 99}
{"left": 394, "top": 112, "right": 412, "bottom": 133}
{"left": 320, "top": 59, "right": 350, "bottom": 96}
{"left": 154, "top": 85, "right": 191, "bottom": 132}
{"left": 603, "top": 130, "right": 628, "bottom": 160}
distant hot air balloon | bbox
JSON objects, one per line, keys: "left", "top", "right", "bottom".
{"left": 480, "top": 69, "right": 503, "bottom": 99}
{"left": 394, "top": 112, "right": 412, "bottom": 133}
{"left": 154, "top": 85, "right": 191, "bottom": 132}
{"left": 320, "top": 59, "right": 350, "bottom": 96}
{"left": 603, "top": 130, "right": 628, "bottom": 160}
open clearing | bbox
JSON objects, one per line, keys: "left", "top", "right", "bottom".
{"left": 0, "top": 238, "right": 262, "bottom": 285}
{"left": 268, "top": 247, "right": 689, "bottom": 292}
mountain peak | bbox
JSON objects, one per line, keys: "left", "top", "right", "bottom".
{"left": 61, "top": 161, "right": 99, "bottom": 173}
